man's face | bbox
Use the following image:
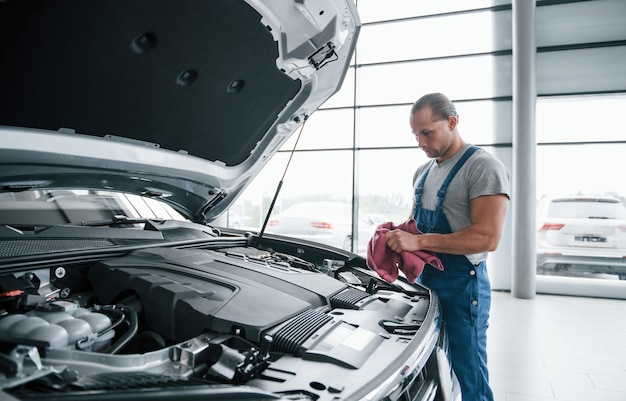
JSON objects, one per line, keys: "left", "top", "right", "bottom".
{"left": 409, "top": 106, "right": 454, "bottom": 161}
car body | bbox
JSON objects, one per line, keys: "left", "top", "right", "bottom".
{"left": 536, "top": 195, "right": 626, "bottom": 280}
{"left": 0, "top": 1, "right": 460, "bottom": 400}
{"left": 267, "top": 201, "right": 377, "bottom": 253}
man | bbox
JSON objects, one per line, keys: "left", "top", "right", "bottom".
{"left": 385, "top": 93, "right": 510, "bottom": 401}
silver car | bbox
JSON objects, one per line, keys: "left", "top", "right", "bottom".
{"left": 0, "top": 1, "right": 460, "bottom": 400}
{"left": 536, "top": 195, "right": 626, "bottom": 280}
{"left": 267, "top": 201, "right": 377, "bottom": 253}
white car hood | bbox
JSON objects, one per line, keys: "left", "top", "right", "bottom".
{"left": 0, "top": 0, "right": 359, "bottom": 223}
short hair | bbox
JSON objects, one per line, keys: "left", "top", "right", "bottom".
{"left": 411, "top": 92, "right": 458, "bottom": 121}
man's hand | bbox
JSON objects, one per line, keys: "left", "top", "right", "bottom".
{"left": 386, "top": 194, "right": 509, "bottom": 255}
{"left": 385, "top": 229, "right": 422, "bottom": 253}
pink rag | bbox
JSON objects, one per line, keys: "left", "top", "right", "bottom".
{"left": 366, "top": 218, "right": 444, "bottom": 283}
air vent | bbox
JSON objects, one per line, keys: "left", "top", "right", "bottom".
{"left": 9, "top": 372, "right": 218, "bottom": 398}
{"left": 330, "top": 288, "right": 370, "bottom": 309}
{"left": 0, "top": 239, "right": 114, "bottom": 257}
{"left": 271, "top": 309, "right": 332, "bottom": 355}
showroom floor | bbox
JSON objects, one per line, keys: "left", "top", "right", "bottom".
{"left": 487, "top": 290, "right": 626, "bottom": 401}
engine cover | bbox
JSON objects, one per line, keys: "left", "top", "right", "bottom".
{"left": 87, "top": 247, "right": 346, "bottom": 342}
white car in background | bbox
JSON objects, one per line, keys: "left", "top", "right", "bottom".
{"left": 266, "top": 201, "right": 377, "bottom": 253}
{"left": 536, "top": 195, "right": 626, "bottom": 280}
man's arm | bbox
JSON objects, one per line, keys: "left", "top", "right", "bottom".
{"left": 386, "top": 194, "right": 509, "bottom": 255}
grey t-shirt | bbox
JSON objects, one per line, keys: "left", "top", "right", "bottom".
{"left": 412, "top": 144, "right": 511, "bottom": 264}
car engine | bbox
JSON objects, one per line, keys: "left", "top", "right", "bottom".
{"left": 0, "top": 242, "right": 443, "bottom": 400}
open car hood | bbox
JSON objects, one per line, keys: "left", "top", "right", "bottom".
{"left": 0, "top": 0, "right": 359, "bottom": 223}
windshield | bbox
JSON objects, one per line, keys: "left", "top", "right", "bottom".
{"left": 0, "top": 189, "right": 186, "bottom": 228}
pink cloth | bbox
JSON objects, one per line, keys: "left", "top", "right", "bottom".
{"left": 366, "top": 218, "right": 444, "bottom": 283}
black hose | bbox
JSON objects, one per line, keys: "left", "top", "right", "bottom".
{"left": 96, "top": 305, "right": 126, "bottom": 336}
{"left": 105, "top": 304, "right": 138, "bottom": 354}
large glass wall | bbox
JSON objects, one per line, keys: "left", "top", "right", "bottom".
{"left": 230, "top": 0, "right": 626, "bottom": 295}
{"left": 532, "top": 0, "right": 626, "bottom": 291}
{"left": 535, "top": 94, "right": 626, "bottom": 283}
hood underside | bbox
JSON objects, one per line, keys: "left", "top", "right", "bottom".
{"left": 0, "top": 0, "right": 360, "bottom": 221}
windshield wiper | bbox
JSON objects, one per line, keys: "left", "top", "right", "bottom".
{"left": 0, "top": 180, "right": 51, "bottom": 192}
{"left": 71, "top": 215, "right": 165, "bottom": 228}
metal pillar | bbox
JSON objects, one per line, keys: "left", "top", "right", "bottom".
{"left": 511, "top": 0, "right": 537, "bottom": 299}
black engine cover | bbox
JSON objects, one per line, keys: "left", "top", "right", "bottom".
{"left": 88, "top": 247, "right": 346, "bottom": 342}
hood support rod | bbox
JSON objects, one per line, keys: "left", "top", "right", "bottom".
{"left": 257, "top": 117, "right": 307, "bottom": 243}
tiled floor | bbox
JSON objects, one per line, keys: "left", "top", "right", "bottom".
{"left": 487, "top": 290, "right": 626, "bottom": 401}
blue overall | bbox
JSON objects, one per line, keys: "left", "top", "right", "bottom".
{"left": 414, "top": 146, "right": 494, "bottom": 401}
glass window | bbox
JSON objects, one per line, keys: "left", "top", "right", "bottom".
{"left": 536, "top": 143, "right": 626, "bottom": 281}
{"left": 356, "top": 0, "right": 510, "bottom": 23}
{"left": 455, "top": 100, "right": 504, "bottom": 145}
{"left": 535, "top": 95, "right": 626, "bottom": 285}
{"left": 357, "top": 106, "right": 416, "bottom": 149}
{"left": 358, "top": 100, "right": 511, "bottom": 149}
{"left": 536, "top": 143, "right": 626, "bottom": 198}
{"left": 357, "top": 148, "right": 428, "bottom": 223}
{"left": 356, "top": 148, "right": 430, "bottom": 255}
{"left": 232, "top": 150, "right": 354, "bottom": 231}
{"left": 358, "top": 10, "right": 511, "bottom": 64}
{"left": 263, "top": 200, "right": 376, "bottom": 253}
{"left": 280, "top": 109, "right": 354, "bottom": 151}
{"left": 537, "top": 94, "right": 626, "bottom": 143}
{"left": 356, "top": 55, "right": 511, "bottom": 106}
{"left": 537, "top": 47, "right": 626, "bottom": 95}
{"left": 537, "top": 0, "right": 626, "bottom": 47}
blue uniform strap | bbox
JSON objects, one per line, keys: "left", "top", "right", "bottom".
{"left": 434, "top": 145, "right": 480, "bottom": 211}
{"left": 414, "top": 159, "right": 436, "bottom": 209}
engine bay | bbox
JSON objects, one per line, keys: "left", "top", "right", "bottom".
{"left": 0, "top": 243, "right": 436, "bottom": 400}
